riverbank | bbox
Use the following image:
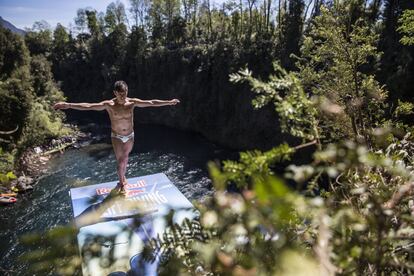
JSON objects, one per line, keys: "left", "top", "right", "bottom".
{"left": 18, "top": 129, "right": 90, "bottom": 177}
{"left": 0, "top": 125, "right": 91, "bottom": 198}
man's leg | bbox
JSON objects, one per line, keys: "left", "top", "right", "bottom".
{"left": 111, "top": 138, "right": 134, "bottom": 187}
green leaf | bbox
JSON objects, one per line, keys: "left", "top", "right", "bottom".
{"left": 6, "top": 171, "right": 17, "bottom": 180}
{"left": 254, "top": 175, "right": 289, "bottom": 203}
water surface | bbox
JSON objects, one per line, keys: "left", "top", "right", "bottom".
{"left": 0, "top": 124, "right": 235, "bottom": 275}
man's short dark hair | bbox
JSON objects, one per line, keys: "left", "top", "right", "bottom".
{"left": 114, "top": 80, "right": 128, "bottom": 92}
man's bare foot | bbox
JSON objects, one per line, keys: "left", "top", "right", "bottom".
{"left": 112, "top": 182, "right": 127, "bottom": 197}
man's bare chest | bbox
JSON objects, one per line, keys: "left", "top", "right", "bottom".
{"left": 108, "top": 106, "right": 133, "bottom": 120}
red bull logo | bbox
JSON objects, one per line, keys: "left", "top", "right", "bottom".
{"left": 96, "top": 179, "right": 147, "bottom": 195}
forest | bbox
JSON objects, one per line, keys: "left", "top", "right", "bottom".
{"left": 1, "top": 0, "right": 414, "bottom": 275}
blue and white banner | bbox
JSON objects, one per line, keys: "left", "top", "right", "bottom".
{"left": 69, "top": 173, "right": 196, "bottom": 276}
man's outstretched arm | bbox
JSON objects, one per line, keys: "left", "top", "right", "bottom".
{"left": 53, "top": 101, "right": 109, "bottom": 111}
{"left": 131, "top": 98, "right": 180, "bottom": 107}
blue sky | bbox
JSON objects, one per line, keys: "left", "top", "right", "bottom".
{"left": 0, "top": 0, "right": 225, "bottom": 30}
{"left": 0, "top": 0, "right": 132, "bottom": 29}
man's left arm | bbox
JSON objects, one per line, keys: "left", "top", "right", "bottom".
{"left": 131, "top": 98, "right": 180, "bottom": 107}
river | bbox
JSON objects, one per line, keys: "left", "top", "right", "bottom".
{"left": 0, "top": 124, "right": 236, "bottom": 275}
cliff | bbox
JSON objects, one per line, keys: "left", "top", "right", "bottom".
{"left": 125, "top": 46, "right": 292, "bottom": 150}
{"left": 65, "top": 44, "right": 293, "bottom": 150}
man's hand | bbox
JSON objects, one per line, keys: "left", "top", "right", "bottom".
{"left": 170, "top": 99, "right": 180, "bottom": 105}
{"left": 53, "top": 102, "right": 69, "bottom": 110}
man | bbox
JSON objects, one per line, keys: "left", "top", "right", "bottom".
{"left": 53, "top": 80, "right": 180, "bottom": 195}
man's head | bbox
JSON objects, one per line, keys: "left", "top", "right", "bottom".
{"left": 113, "top": 80, "right": 128, "bottom": 102}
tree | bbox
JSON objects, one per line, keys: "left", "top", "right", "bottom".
{"left": 129, "top": 0, "right": 150, "bottom": 27}
{"left": 164, "top": 0, "right": 181, "bottom": 25}
{"left": 245, "top": 0, "right": 257, "bottom": 34}
{"left": 280, "top": 0, "right": 305, "bottom": 70}
{"left": 366, "top": 0, "right": 382, "bottom": 24}
{"left": 105, "top": 1, "right": 128, "bottom": 33}
{"left": 74, "top": 8, "right": 88, "bottom": 34}
{"left": 177, "top": 0, "right": 199, "bottom": 41}
{"left": 85, "top": 9, "right": 102, "bottom": 38}
{"left": 31, "top": 20, "right": 51, "bottom": 32}
{"left": 148, "top": 0, "right": 165, "bottom": 44}
{"left": 0, "top": 27, "right": 32, "bottom": 140}
{"left": 198, "top": 0, "right": 213, "bottom": 40}
{"left": 160, "top": 0, "right": 182, "bottom": 43}
{"left": 378, "top": 0, "right": 414, "bottom": 104}
{"left": 31, "top": 55, "right": 53, "bottom": 97}
{"left": 51, "top": 24, "right": 70, "bottom": 80}
{"left": 398, "top": 9, "right": 414, "bottom": 46}
{"left": 297, "top": 5, "right": 386, "bottom": 143}
{"left": 0, "top": 26, "right": 67, "bottom": 147}
{"left": 24, "top": 21, "right": 53, "bottom": 56}
{"left": 0, "top": 26, "right": 30, "bottom": 80}
{"left": 276, "top": 0, "right": 287, "bottom": 45}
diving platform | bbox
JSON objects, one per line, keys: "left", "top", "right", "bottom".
{"left": 69, "top": 173, "right": 196, "bottom": 276}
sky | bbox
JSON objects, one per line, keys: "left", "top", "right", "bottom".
{"left": 0, "top": 0, "right": 225, "bottom": 30}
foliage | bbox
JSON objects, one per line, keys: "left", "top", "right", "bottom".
{"left": 0, "top": 26, "right": 30, "bottom": 81}
{"left": 297, "top": 5, "right": 386, "bottom": 143}
{"left": 143, "top": 217, "right": 207, "bottom": 272}
{"left": 0, "top": 148, "right": 15, "bottom": 173}
{"left": 222, "top": 143, "right": 295, "bottom": 187}
{"left": 24, "top": 22, "right": 52, "bottom": 56}
{"left": 0, "top": 80, "right": 32, "bottom": 141}
{"left": 296, "top": 134, "right": 414, "bottom": 275}
{"left": 398, "top": 9, "right": 414, "bottom": 46}
{"left": 20, "top": 100, "right": 70, "bottom": 147}
{"left": 279, "top": 0, "right": 305, "bottom": 70}
{"left": 0, "top": 25, "right": 69, "bottom": 179}
{"left": 378, "top": 0, "right": 414, "bottom": 105}
{"left": 20, "top": 226, "right": 82, "bottom": 275}
{"left": 14, "top": 0, "right": 409, "bottom": 138}
{"left": 7, "top": 0, "right": 414, "bottom": 275}
{"left": 139, "top": 3, "right": 414, "bottom": 275}
{"left": 21, "top": 131, "right": 414, "bottom": 275}
{"left": 0, "top": 170, "right": 17, "bottom": 184}
{"left": 230, "top": 63, "right": 319, "bottom": 141}
{"left": 149, "top": 175, "right": 323, "bottom": 275}
{"left": 49, "top": 0, "right": 307, "bottom": 108}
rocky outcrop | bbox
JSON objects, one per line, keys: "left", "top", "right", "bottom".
{"left": 126, "top": 47, "right": 293, "bottom": 150}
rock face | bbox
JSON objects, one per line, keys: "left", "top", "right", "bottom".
{"left": 10, "top": 176, "right": 34, "bottom": 193}
{"left": 67, "top": 47, "right": 294, "bottom": 150}
{"left": 17, "top": 176, "right": 33, "bottom": 190}
{"left": 132, "top": 82, "right": 289, "bottom": 150}
{"left": 126, "top": 49, "right": 293, "bottom": 150}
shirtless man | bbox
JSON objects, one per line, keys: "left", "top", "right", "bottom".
{"left": 53, "top": 80, "right": 180, "bottom": 195}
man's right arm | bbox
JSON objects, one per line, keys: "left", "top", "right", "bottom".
{"left": 53, "top": 101, "right": 109, "bottom": 111}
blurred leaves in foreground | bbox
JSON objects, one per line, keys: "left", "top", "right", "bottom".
{"left": 18, "top": 3, "right": 414, "bottom": 276}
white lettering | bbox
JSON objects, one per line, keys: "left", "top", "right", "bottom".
{"left": 156, "top": 191, "right": 168, "bottom": 203}
{"left": 146, "top": 192, "right": 161, "bottom": 205}
{"left": 121, "top": 191, "right": 169, "bottom": 211}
